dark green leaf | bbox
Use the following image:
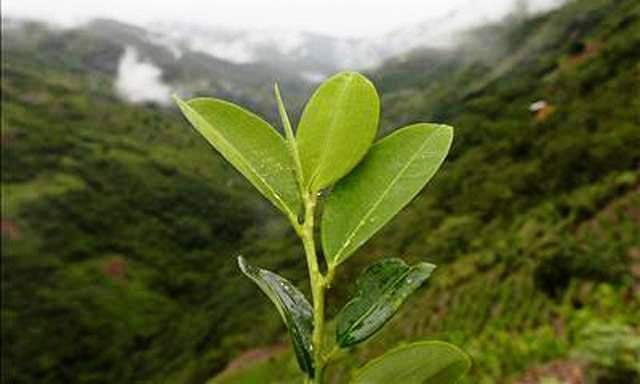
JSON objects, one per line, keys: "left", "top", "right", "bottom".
{"left": 175, "top": 97, "right": 301, "bottom": 219}
{"left": 296, "top": 71, "right": 379, "bottom": 191}
{"left": 337, "top": 258, "right": 435, "bottom": 347}
{"left": 322, "top": 123, "right": 453, "bottom": 267}
{"left": 237, "top": 256, "right": 314, "bottom": 377}
{"left": 351, "top": 341, "right": 471, "bottom": 384}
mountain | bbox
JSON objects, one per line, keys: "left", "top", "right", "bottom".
{"left": 1, "top": 0, "right": 566, "bottom": 92}
{"left": 2, "top": 0, "right": 640, "bottom": 383}
{"left": 144, "top": 1, "right": 565, "bottom": 77}
{"left": 0, "top": 14, "right": 508, "bottom": 118}
{"left": 144, "top": 11, "right": 515, "bottom": 78}
{"left": 3, "top": 14, "right": 462, "bottom": 94}
{"left": 1, "top": 17, "right": 312, "bottom": 119}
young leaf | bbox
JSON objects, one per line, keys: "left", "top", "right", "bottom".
{"left": 274, "top": 84, "right": 304, "bottom": 192}
{"left": 175, "top": 97, "right": 301, "bottom": 219}
{"left": 237, "top": 256, "right": 314, "bottom": 377}
{"left": 296, "top": 72, "right": 379, "bottom": 191}
{"left": 322, "top": 123, "right": 453, "bottom": 267}
{"left": 351, "top": 341, "right": 471, "bottom": 384}
{"left": 337, "top": 258, "right": 435, "bottom": 347}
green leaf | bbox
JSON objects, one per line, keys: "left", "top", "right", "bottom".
{"left": 175, "top": 97, "right": 301, "bottom": 219}
{"left": 237, "top": 256, "right": 314, "bottom": 377}
{"left": 296, "top": 71, "right": 379, "bottom": 191}
{"left": 274, "top": 84, "right": 304, "bottom": 191}
{"left": 322, "top": 123, "right": 453, "bottom": 267}
{"left": 337, "top": 258, "right": 435, "bottom": 347}
{"left": 351, "top": 341, "right": 471, "bottom": 384}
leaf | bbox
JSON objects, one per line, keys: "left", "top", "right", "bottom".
{"left": 337, "top": 258, "right": 435, "bottom": 347}
{"left": 237, "top": 256, "right": 314, "bottom": 377}
{"left": 274, "top": 83, "right": 296, "bottom": 145}
{"left": 322, "top": 123, "right": 453, "bottom": 267}
{"left": 175, "top": 97, "right": 301, "bottom": 219}
{"left": 274, "top": 84, "right": 304, "bottom": 190}
{"left": 351, "top": 341, "right": 471, "bottom": 384}
{"left": 296, "top": 71, "right": 379, "bottom": 191}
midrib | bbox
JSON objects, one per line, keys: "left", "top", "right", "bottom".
{"left": 332, "top": 130, "right": 441, "bottom": 264}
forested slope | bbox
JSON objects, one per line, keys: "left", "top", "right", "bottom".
{"left": 1, "top": 26, "right": 307, "bottom": 383}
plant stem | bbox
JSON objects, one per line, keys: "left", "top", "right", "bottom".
{"left": 300, "top": 191, "right": 327, "bottom": 383}
{"left": 276, "top": 86, "right": 329, "bottom": 382}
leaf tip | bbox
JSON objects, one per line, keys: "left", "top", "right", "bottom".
{"left": 334, "top": 70, "right": 364, "bottom": 80}
{"left": 173, "top": 94, "right": 192, "bottom": 115}
{"left": 423, "top": 262, "right": 437, "bottom": 273}
{"left": 338, "top": 71, "right": 378, "bottom": 93}
{"left": 237, "top": 255, "right": 248, "bottom": 274}
{"left": 171, "top": 93, "right": 183, "bottom": 105}
{"left": 436, "top": 124, "right": 454, "bottom": 141}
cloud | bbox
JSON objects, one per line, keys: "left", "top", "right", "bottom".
{"left": 114, "top": 46, "right": 172, "bottom": 104}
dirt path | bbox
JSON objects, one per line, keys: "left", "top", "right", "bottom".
{"left": 514, "top": 359, "right": 586, "bottom": 384}
{"left": 216, "top": 343, "right": 289, "bottom": 378}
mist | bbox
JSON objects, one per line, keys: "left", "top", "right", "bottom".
{"left": 114, "top": 46, "right": 172, "bottom": 105}
{"left": 3, "top": 0, "right": 565, "bottom": 39}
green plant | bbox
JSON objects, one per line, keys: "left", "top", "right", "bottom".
{"left": 175, "top": 72, "right": 470, "bottom": 383}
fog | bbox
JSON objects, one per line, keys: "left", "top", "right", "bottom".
{"left": 3, "top": 0, "right": 564, "bottom": 38}
{"left": 3, "top": 0, "right": 567, "bottom": 102}
{"left": 114, "top": 46, "right": 172, "bottom": 104}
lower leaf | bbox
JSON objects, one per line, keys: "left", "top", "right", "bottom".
{"left": 337, "top": 258, "right": 435, "bottom": 347}
{"left": 237, "top": 256, "right": 314, "bottom": 377}
{"left": 351, "top": 341, "right": 471, "bottom": 384}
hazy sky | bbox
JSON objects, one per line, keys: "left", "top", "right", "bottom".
{"left": 3, "top": 0, "right": 562, "bottom": 38}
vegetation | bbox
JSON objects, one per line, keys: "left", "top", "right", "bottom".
{"left": 2, "top": 0, "right": 639, "bottom": 383}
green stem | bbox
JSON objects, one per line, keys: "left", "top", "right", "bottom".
{"left": 275, "top": 85, "right": 331, "bottom": 382}
{"left": 324, "top": 345, "right": 341, "bottom": 363}
{"left": 300, "top": 192, "right": 327, "bottom": 383}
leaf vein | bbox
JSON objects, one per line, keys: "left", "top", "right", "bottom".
{"left": 332, "top": 129, "right": 445, "bottom": 264}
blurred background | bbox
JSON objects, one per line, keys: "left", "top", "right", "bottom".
{"left": 1, "top": 0, "right": 639, "bottom": 383}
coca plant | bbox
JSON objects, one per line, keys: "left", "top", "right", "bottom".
{"left": 175, "top": 72, "right": 471, "bottom": 383}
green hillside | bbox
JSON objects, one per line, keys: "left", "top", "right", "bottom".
{"left": 2, "top": 0, "right": 640, "bottom": 383}
{"left": 1, "top": 25, "right": 309, "bottom": 383}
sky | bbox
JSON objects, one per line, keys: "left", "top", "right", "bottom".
{"left": 2, "top": 0, "right": 563, "bottom": 38}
